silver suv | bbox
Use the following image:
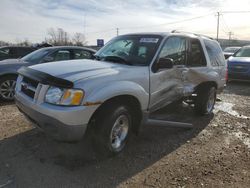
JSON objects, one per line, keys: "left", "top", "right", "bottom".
{"left": 15, "top": 32, "right": 227, "bottom": 155}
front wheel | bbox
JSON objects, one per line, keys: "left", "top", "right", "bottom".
{"left": 92, "top": 103, "right": 132, "bottom": 156}
{"left": 0, "top": 75, "right": 17, "bottom": 101}
{"left": 194, "top": 86, "right": 217, "bottom": 115}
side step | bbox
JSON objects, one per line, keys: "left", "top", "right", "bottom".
{"left": 145, "top": 119, "right": 193, "bottom": 129}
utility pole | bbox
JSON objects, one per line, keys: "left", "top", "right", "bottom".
{"left": 228, "top": 31, "right": 233, "bottom": 44}
{"left": 116, "top": 28, "right": 119, "bottom": 36}
{"left": 216, "top": 12, "right": 221, "bottom": 41}
{"left": 84, "top": 14, "right": 86, "bottom": 36}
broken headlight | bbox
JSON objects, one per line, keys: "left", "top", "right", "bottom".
{"left": 45, "top": 86, "right": 84, "bottom": 106}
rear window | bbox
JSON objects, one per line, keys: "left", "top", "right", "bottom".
{"left": 188, "top": 39, "right": 206, "bottom": 67}
{"left": 73, "top": 49, "right": 92, "bottom": 59}
{"left": 204, "top": 40, "right": 225, "bottom": 66}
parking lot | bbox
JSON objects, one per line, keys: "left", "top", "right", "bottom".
{"left": 0, "top": 82, "right": 249, "bottom": 188}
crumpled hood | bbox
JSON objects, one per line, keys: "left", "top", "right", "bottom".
{"left": 29, "top": 59, "right": 123, "bottom": 82}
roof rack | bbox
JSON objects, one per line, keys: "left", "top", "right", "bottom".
{"left": 171, "top": 30, "right": 214, "bottom": 40}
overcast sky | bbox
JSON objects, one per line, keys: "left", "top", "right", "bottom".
{"left": 1, "top": 0, "right": 250, "bottom": 45}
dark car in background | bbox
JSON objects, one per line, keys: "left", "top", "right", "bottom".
{"left": 0, "top": 46, "right": 37, "bottom": 61}
{"left": 223, "top": 46, "right": 241, "bottom": 59}
{"left": 227, "top": 45, "right": 250, "bottom": 81}
{"left": 0, "top": 46, "right": 96, "bottom": 101}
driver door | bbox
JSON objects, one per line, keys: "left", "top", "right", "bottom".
{"left": 149, "top": 36, "right": 188, "bottom": 112}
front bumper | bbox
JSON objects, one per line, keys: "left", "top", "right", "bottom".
{"left": 15, "top": 94, "right": 98, "bottom": 141}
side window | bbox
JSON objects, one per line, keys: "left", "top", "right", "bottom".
{"left": 188, "top": 39, "right": 206, "bottom": 67}
{"left": 17, "top": 48, "right": 27, "bottom": 57}
{"left": 18, "top": 48, "right": 33, "bottom": 56}
{"left": 9, "top": 48, "right": 17, "bottom": 56}
{"left": 50, "top": 50, "right": 71, "bottom": 61}
{"left": 204, "top": 40, "right": 225, "bottom": 66}
{"left": 159, "top": 37, "right": 187, "bottom": 65}
{"left": 73, "top": 49, "right": 92, "bottom": 59}
{"left": 0, "top": 48, "right": 10, "bottom": 56}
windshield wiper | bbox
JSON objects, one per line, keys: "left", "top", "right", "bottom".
{"left": 103, "top": 55, "right": 132, "bottom": 65}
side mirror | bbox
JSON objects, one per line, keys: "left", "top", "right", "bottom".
{"left": 157, "top": 57, "right": 174, "bottom": 70}
{"left": 43, "top": 56, "right": 54, "bottom": 62}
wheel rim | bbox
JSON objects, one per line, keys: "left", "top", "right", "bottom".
{"left": 110, "top": 114, "right": 129, "bottom": 150}
{"left": 207, "top": 90, "right": 215, "bottom": 113}
{"left": 0, "top": 80, "right": 16, "bottom": 100}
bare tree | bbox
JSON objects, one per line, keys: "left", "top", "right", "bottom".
{"left": 0, "top": 41, "right": 10, "bottom": 46}
{"left": 47, "top": 28, "right": 71, "bottom": 46}
{"left": 15, "top": 38, "right": 31, "bottom": 46}
{"left": 72, "top": 33, "right": 87, "bottom": 46}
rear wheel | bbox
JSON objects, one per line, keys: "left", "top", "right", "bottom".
{"left": 0, "top": 75, "right": 17, "bottom": 101}
{"left": 194, "top": 86, "right": 217, "bottom": 115}
{"left": 92, "top": 102, "right": 132, "bottom": 156}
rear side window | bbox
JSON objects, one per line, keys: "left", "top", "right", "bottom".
{"left": 204, "top": 40, "right": 225, "bottom": 66}
{"left": 52, "top": 50, "right": 71, "bottom": 61}
{"left": 187, "top": 39, "right": 206, "bottom": 67}
{"left": 73, "top": 49, "right": 92, "bottom": 59}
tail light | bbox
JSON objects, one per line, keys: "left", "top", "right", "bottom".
{"left": 225, "top": 65, "right": 228, "bottom": 82}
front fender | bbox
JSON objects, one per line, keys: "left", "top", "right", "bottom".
{"left": 84, "top": 81, "right": 149, "bottom": 110}
{"left": 0, "top": 71, "right": 18, "bottom": 77}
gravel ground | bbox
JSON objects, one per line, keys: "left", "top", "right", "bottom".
{"left": 0, "top": 82, "right": 249, "bottom": 188}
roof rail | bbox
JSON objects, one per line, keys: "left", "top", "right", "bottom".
{"left": 171, "top": 30, "right": 214, "bottom": 40}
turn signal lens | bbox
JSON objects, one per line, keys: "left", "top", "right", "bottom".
{"left": 61, "top": 89, "right": 84, "bottom": 106}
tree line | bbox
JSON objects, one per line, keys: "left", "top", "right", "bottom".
{"left": 0, "top": 28, "right": 87, "bottom": 47}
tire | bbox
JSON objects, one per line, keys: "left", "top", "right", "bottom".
{"left": 91, "top": 102, "right": 132, "bottom": 157}
{"left": 0, "top": 75, "right": 17, "bottom": 101}
{"left": 194, "top": 86, "right": 217, "bottom": 116}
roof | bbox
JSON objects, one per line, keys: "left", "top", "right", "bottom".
{"left": 41, "top": 46, "right": 97, "bottom": 52}
{"left": 119, "top": 31, "right": 214, "bottom": 40}
{"left": 0, "top": 46, "right": 36, "bottom": 49}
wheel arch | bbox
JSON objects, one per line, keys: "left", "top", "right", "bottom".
{"left": 194, "top": 81, "right": 218, "bottom": 93}
{"left": 88, "top": 94, "right": 143, "bottom": 134}
{"left": 0, "top": 73, "right": 18, "bottom": 80}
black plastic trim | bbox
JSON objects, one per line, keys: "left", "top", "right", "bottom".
{"left": 18, "top": 67, "right": 74, "bottom": 88}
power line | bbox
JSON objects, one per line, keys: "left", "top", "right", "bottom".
{"left": 85, "top": 28, "right": 115, "bottom": 35}
{"left": 84, "top": 13, "right": 213, "bottom": 36}
{"left": 221, "top": 15, "right": 231, "bottom": 32}
{"left": 120, "top": 13, "right": 213, "bottom": 30}
{"left": 221, "top": 11, "right": 250, "bottom": 14}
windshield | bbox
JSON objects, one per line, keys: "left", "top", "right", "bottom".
{"left": 22, "top": 48, "right": 51, "bottom": 63}
{"left": 234, "top": 47, "right": 250, "bottom": 57}
{"left": 224, "top": 47, "right": 240, "bottom": 53}
{"left": 95, "top": 35, "right": 163, "bottom": 66}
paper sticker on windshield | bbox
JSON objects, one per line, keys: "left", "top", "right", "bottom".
{"left": 140, "top": 38, "right": 159, "bottom": 43}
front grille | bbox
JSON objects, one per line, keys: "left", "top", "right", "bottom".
{"left": 21, "top": 76, "right": 39, "bottom": 99}
{"left": 23, "top": 77, "right": 39, "bottom": 88}
{"left": 228, "top": 63, "right": 250, "bottom": 73}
